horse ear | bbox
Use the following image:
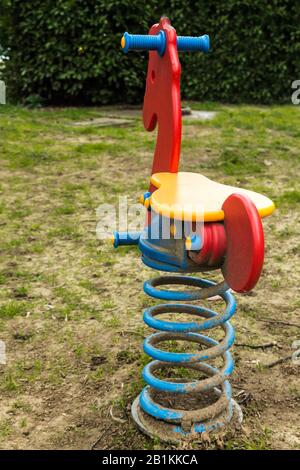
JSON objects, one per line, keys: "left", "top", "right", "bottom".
{"left": 142, "top": 17, "right": 182, "bottom": 190}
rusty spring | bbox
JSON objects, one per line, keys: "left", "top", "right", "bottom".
{"left": 139, "top": 275, "right": 237, "bottom": 435}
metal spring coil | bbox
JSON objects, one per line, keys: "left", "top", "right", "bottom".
{"left": 139, "top": 275, "right": 237, "bottom": 435}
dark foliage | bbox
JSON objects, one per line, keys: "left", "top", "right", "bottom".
{"left": 2, "top": 0, "right": 300, "bottom": 104}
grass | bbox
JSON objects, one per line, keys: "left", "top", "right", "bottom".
{"left": 0, "top": 301, "right": 28, "bottom": 318}
{"left": 225, "top": 428, "right": 272, "bottom": 450}
{"left": 0, "top": 103, "right": 299, "bottom": 450}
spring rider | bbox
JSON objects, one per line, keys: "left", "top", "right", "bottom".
{"left": 113, "top": 17, "right": 275, "bottom": 442}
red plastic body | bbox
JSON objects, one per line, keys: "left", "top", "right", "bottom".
{"left": 189, "top": 223, "right": 227, "bottom": 268}
{"left": 141, "top": 19, "right": 265, "bottom": 292}
{"left": 143, "top": 17, "right": 182, "bottom": 192}
{"left": 189, "top": 194, "right": 265, "bottom": 292}
{"left": 221, "top": 194, "right": 265, "bottom": 293}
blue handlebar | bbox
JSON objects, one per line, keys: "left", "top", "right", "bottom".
{"left": 122, "top": 31, "right": 166, "bottom": 56}
{"left": 177, "top": 35, "right": 210, "bottom": 53}
{"left": 112, "top": 231, "right": 141, "bottom": 248}
{"left": 121, "top": 32, "right": 210, "bottom": 56}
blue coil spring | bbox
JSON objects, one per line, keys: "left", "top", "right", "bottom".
{"left": 139, "top": 275, "right": 237, "bottom": 435}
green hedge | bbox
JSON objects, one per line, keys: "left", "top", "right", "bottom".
{"left": 2, "top": 0, "right": 300, "bottom": 104}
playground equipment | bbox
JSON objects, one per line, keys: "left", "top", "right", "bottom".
{"left": 113, "top": 17, "right": 275, "bottom": 442}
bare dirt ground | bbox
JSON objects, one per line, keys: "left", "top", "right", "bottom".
{"left": 0, "top": 104, "right": 299, "bottom": 450}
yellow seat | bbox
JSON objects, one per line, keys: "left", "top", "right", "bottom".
{"left": 147, "top": 172, "right": 275, "bottom": 222}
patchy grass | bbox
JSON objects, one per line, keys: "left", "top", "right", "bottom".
{"left": 0, "top": 301, "right": 29, "bottom": 319}
{"left": 0, "top": 103, "right": 299, "bottom": 450}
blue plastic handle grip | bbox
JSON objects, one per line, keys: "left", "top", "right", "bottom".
{"left": 177, "top": 35, "right": 210, "bottom": 53}
{"left": 113, "top": 231, "right": 141, "bottom": 248}
{"left": 122, "top": 31, "right": 166, "bottom": 56}
{"left": 121, "top": 32, "right": 210, "bottom": 55}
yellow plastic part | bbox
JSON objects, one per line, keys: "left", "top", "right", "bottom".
{"left": 185, "top": 236, "right": 192, "bottom": 250}
{"left": 170, "top": 223, "right": 176, "bottom": 237}
{"left": 121, "top": 36, "right": 125, "bottom": 49}
{"left": 147, "top": 172, "right": 275, "bottom": 222}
